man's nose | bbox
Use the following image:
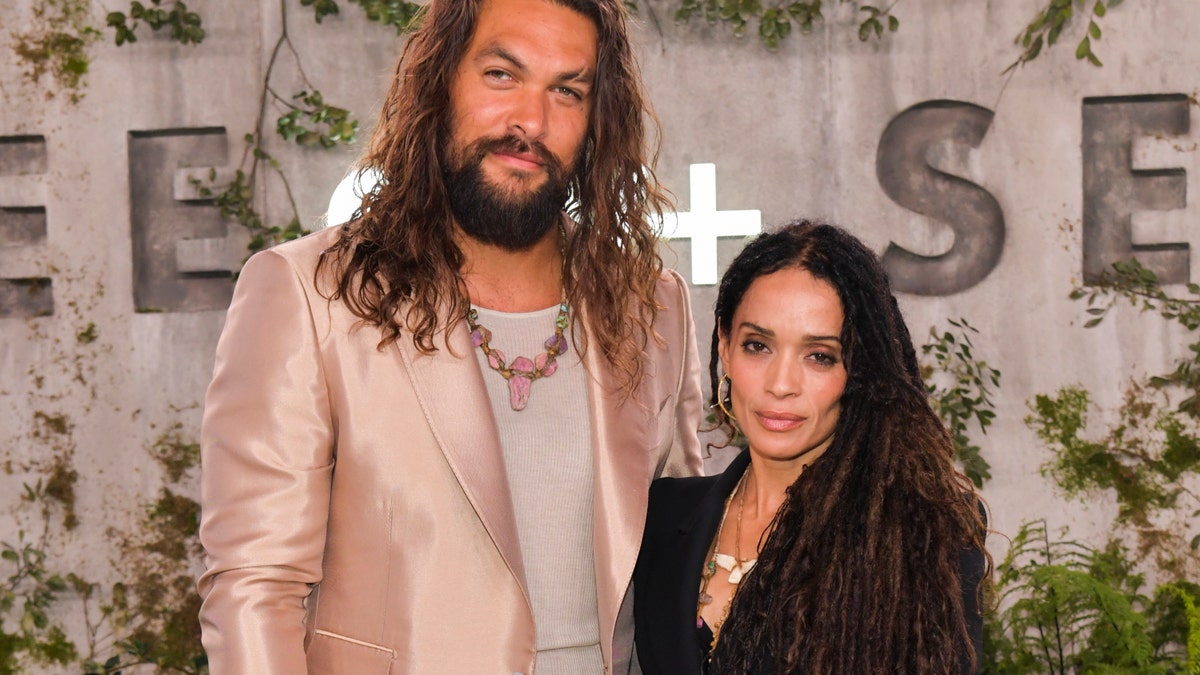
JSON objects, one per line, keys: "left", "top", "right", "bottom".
{"left": 507, "top": 88, "right": 548, "bottom": 140}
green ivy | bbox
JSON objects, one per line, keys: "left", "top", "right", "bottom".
{"left": 276, "top": 90, "right": 359, "bottom": 149}
{"left": 11, "top": 0, "right": 102, "bottom": 103}
{"left": 1021, "top": 258, "right": 1200, "bottom": 580}
{"left": 0, "top": 535, "right": 78, "bottom": 674}
{"left": 672, "top": 0, "right": 898, "bottom": 49}
{"left": 1009, "top": 0, "right": 1124, "bottom": 72}
{"left": 300, "top": 0, "right": 423, "bottom": 31}
{"left": 190, "top": 164, "right": 308, "bottom": 257}
{"left": 106, "top": 0, "right": 205, "bottom": 47}
{"left": 920, "top": 318, "right": 999, "bottom": 488}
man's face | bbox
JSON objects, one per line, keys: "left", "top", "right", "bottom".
{"left": 444, "top": 0, "right": 598, "bottom": 250}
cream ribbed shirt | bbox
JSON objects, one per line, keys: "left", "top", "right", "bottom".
{"left": 471, "top": 304, "right": 602, "bottom": 674}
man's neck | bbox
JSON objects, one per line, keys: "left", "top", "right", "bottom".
{"left": 458, "top": 221, "right": 564, "bottom": 312}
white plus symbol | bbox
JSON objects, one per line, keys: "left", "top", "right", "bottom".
{"left": 657, "top": 163, "right": 762, "bottom": 285}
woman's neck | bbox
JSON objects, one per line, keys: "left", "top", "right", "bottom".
{"left": 740, "top": 461, "right": 794, "bottom": 524}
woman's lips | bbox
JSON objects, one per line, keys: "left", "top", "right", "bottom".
{"left": 755, "top": 411, "right": 804, "bottom": 432}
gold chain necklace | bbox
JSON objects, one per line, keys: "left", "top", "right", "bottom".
{"left": 697, "top": 472, "right": 757, "bottom": 650}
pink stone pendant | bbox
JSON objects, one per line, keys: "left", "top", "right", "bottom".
{"left": 508, "top": 375, "right": 532, "bottom": 411}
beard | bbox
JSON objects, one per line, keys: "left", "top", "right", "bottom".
{"left": 443, "top": 134, "right": 573, "bottom": 251}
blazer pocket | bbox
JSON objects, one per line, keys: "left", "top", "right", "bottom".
{"left": 307, "top": 629, "right": 395, "bottom": 674}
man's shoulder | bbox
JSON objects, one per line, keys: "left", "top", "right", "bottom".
{"left": 260, "top": 224, "right": 342, "bottom": 265}
{"left": 237, "top": 226, "right": 342, "bottom": 286}
{"left": 652, "top": 267, "right": 689, "bottom": 303}
{"left": 647, "top": 267, "right": 694, "bottom": 341}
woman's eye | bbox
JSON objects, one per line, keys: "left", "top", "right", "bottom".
{"left": 741, "top": 340, "right": 767, "bottom": 354}
{"left": 810, "top": 352, "right": 839, "bottom": 367}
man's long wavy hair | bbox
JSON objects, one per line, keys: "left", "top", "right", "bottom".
{"left": 707, "top": 221, "right": 991, "bottom": 673}
{"left": 316, "top": 0, "right": 670, "bottom": 392}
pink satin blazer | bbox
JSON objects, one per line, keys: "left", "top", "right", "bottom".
{"left": 196, "top": 226, "right": 704, "bottom": 674}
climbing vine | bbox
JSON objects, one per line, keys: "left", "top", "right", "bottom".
{"left": 671, "top": 0, "right": 899, "bottom": 49}
{"left": 1008, "top": 0, "right": 1125, "bottom": 72}
{"left": 0, "top": 425, "right": 206, "bottom": 673}
{"left": 920, "top": 318, "right": 1000, "bottom": 488}
{"left": 10, "top": 0, "right": 101, "bottom": 103}
{"left": 106, "top": 0, "right": 204, "bottom": 46}
{"left": 1022, "top": 259, "right": 1200, "bottom": 579}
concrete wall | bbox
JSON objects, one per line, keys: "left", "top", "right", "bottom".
{"left": 1, "top": 0, "right": 1198, "bottom": 658}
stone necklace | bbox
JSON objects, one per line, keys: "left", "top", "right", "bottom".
{"left": 697, "top": 471, "right": 757, "bottom": 650}
{"left": 466, "top": 300, "right": 569, "bottom": 411}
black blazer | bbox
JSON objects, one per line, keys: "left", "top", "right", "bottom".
{"left": 633, "top": 450, "right": 986, "bottom": 675}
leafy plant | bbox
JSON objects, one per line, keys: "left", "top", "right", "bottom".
{"left": 300, "top": 0, "right": 422, "bottom": 31}
{"left": 1008, "top": 0, "right": 1123, "bottom": 72}
{"left": 10, "top": 0, "right": 102, "bottom": 103}
{"left": 275, "top": 90, "right": 359, "bottom": 149}
{"left": 186, "top": 0, "right": 366, "bottom": 257}
{"left": 983, "top": 519, "right": 1195, "bottom": 673}
{"left": 0, "top": 424, "right": 207, "bottom": 674}
{"left": 920, "top": 318, "right": 999, "bottom": 488}
{"left": 0, "top": 534, "right": 78, "bottom": 674}
{"left": 1075, "top": 259, "right": 1200, "bottom": 416}
{"left": 106, "top": 0, "right": 205, "bottom": 47}
{"left": 1027, "top": 383, "right": 1200, "bottom": 577}
{"left": 1033, "top": 258, "right": 1200, "bottom": 577}
{"left": 672, "top": 0, "right": 899, "bottom": 49}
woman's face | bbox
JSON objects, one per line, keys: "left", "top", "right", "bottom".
{"left": 719, "top": 267, "right": 848, "bottom": 471}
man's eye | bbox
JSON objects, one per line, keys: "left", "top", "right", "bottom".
{"left": 555, "top": 86, "right": 583, "bottom": 100}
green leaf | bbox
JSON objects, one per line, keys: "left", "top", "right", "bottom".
{"left": 1048, "top": 21, "right": 1064, "bottom": 44}
{"left": 1076, "top": 36, "right": 1091, "bottom": 59}
{"left": 1089, "top": 20, "right": 1101, "bottom": 39}
{"left": 1094, "top": 0, "right": 1107, "bottom": 17}
{"left": 1026, "top": 34, "right": 1044, "bottom": 61}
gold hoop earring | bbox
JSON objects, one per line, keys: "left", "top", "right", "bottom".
{"left": 717, "top": 374, "right": 737, "bottom": 423}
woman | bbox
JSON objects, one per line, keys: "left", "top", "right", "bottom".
{"left": 634, "top": 220, "right": 989, "bottom": 674}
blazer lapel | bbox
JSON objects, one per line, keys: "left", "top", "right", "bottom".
{"left": 394, "top": 320, "right": 527, "bottom": 591}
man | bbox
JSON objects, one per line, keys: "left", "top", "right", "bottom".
{"left": 195, "top": 0, "right": 703, "bottom": 672}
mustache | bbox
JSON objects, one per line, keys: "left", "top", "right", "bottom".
{"left": 470, "top": 134, "right": 564, "bottom": 174}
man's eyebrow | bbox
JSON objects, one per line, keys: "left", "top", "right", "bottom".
{"left": 557, "top": 66, "right": 593, "bottom": 86}
{"left": 476, "top": 44, "right": 527, "bottom": 72}
{"left": 476, "top": 43, "right": 594, "bottom": 87}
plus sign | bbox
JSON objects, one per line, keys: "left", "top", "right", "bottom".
{"left": 656, "top": 163, "right": 761, "bottom": 285}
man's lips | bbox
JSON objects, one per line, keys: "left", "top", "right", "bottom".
{"left": 490, "top": 148, "right": 547, "bottom": 171}
{"left": 755, "top": 411, "right": 804, "bottom": 432}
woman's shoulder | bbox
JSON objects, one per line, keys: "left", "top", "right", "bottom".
{"left": 650, "top": 472, "right": 718, "bottom": 503}
{"left": 645, "top": 473, "right": 719, "bottom": 531}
